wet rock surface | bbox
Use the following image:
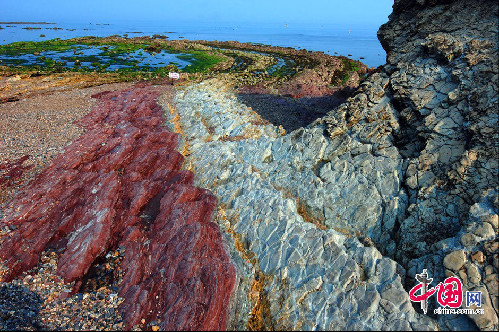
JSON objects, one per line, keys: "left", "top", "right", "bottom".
{"left": 0, "top": 84, "right": 236, "bottom": 330}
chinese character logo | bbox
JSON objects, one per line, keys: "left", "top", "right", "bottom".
{"left": 409, "top": 269, "right": 435, "bottom": 314}
{"left": 409, "top": 270, "right": 465, "bottom": 313}
{"left": 436, "top": 276, "right": 462, "bottom": 308}
{"left": 466, "top": 291, "right": 482, "bottom": 307}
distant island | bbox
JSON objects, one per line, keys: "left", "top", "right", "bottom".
{"left": 0, "top": 21, "right": 55, "bottom": 24}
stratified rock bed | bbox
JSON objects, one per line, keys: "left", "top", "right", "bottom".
{"left": 0, "top": 0, "right": 497, "bottom": 331}
{"left": 160, "top": 0, "right": 498, "bottom": 330}
{"left": 0, "top": 84, "right": 236, "bottom": 330}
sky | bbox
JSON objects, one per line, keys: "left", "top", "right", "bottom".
{"left": 1, "top": 0, "right": 394, "bottom": 26}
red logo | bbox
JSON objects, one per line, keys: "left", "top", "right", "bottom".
{"left": 409, "top": 270, "right": 463, "bottom": 313}
{"left": 436, "top": 276, "right": 462, "bottom": 308}
{"left": 409, "top": 282, "right": 436, "bottom": 302}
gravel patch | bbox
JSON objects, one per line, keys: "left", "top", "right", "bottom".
{"left": 0, "top": 81, "right": 132, "bottom": 207}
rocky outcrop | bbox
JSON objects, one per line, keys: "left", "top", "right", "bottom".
{"left": 319, "top": 0, "right": 498, "bottom": 328}
{"left": 0, "top": 1, "right": 497, "bottom": 331}
{"left": 375, "top": 1, "right": 498, "bottom": 329}
{"left": 162, "top": 0, "right": 498, "bottom": 330}
{"left": 377, "top": 0, "right": 498, "bottom": 261}
{"left": 0, "top": 85, "right": 236, "bottom": 330}
{"left": 162, "top": 79, "right": 436, "bottom": 330}
{"left": 199, "top": 39, "right": 369, "bottom": 100}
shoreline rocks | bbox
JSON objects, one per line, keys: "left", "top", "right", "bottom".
{"left": 0, "top": 0, "right": 497, "bottom": 330}
{"left": 0, "top": 84, "right": 236, "bottom": 330}
{"left": 160, "top": 79, "right": 436, "bottom": 330}
{"left": 158, "top": 0, "right": 498, "bottom": 329}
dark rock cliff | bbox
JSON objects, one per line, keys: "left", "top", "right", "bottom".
{"left": 325, "top": 0, "right": 498, "bottom": 328}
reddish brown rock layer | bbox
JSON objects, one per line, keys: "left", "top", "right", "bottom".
{"left": 0, "top": 155, "right": 33, "bottom": 188}
{"left": 0, "top": 84, "right": 236, "bottom": 331}
{"left": 238, "top": 58, "right": 366, "bottom": 100}
{"left": 277, "top": 67, "right": 361, "bottom": 99}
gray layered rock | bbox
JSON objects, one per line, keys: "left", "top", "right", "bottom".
{"left": 375, "top": 1, "right": 498, "bottom": 329}
{"left": 162, "top": 79, "right": 435, "bottom": 330}
{"left": 378, "top": 0, "right": 498, "bottom": 266}
{"left": 159, "top": 0, "right": 497, "bottom": 330}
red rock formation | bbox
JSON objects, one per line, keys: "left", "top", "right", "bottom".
{"left": 119, "top": 183, "right": 235, "bottom": 330}
{"left": 238, "top": 57, "right": 364, "bottom": 100}
{"left": 0, "top": 155, "right": 33, "bottom": 188}
{"left": 0, "top": 85, "right": 235, "bottom": 331}
{"left": 277, "top": 65, "right": 362, "bottom": 99}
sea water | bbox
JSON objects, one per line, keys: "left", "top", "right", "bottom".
{"left": 0, "top": 20, "right": 387, "bottom": 67}
{"left": 0, "top": 44, "right": 194, "bottom": 70}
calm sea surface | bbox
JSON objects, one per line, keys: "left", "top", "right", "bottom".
{"left": 0, "top": 20, "right": 387, "bottom": 67}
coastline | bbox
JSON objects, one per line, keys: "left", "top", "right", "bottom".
{"left": 0, "top": 22, "right": 386, "bottom": 67}
{"left": 0, "top": 0, "right": 498, "bottom": 329}
{"left": 0, "top": 36, "right": 370, "bottom": 210}
{"left": 0, "top": 22, "right": 55, "bottom": 25}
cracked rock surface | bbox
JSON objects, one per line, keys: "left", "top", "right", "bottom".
{"left": 0, "top": 84, "right": 236, "bottom": 331}
{"left": 0, "top": 0, "right": 496, "bottom": 331}
{"left": 161, "top": 0, "right": 498, "bottom": 330}
{"left": 162, "top": 80, "right": 435, "bottom": 330}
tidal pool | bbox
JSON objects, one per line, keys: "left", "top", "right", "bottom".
{"left": 0, "top": 44, "right": 193, "bottom": 71}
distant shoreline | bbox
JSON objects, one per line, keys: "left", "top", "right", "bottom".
{"left": 0, "top": 22, "right": 56, "bottom": 25}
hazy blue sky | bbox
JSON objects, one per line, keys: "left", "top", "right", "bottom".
{"left": 1, "top": 0, "right": 394, "bottom": 26}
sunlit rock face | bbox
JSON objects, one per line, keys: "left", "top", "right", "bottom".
{"left": 374, "top": 1, "right": 499, "bottom": 329}
{"left": 0, "top": 85, "right": 236, "bottom": 331}
{"left": 160, "top": 0, "right": 497, "bottom": 330}
{"left": 0, "top": 0, "right": 497, "bottom": 330}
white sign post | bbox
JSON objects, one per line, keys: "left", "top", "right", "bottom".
{"left": 168, "top": 72, "right": 180, "bottom": 85}
{"left": 168, "top": 72, "right": 180, "bottom": 79}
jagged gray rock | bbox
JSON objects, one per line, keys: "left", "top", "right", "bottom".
{"left": 161, "top": 79, "right": 436, "bottom": 330}
{"left": 158, "top": 0, "right": 497, "bottom": 330}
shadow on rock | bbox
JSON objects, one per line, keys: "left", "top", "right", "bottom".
{"left": 0, "top": 284, "right": 42, "bottom": 330}
{"left": 236, "top": 92, "right": 349, "bottom": 133}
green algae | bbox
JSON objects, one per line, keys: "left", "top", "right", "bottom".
{"left": 330, "top": 57, "right": 363, "bottom": 85}
{"left": 0, "top": 37, "right": 325, "bottom": 85}
{"left": 0, "top": 39, "right": 76, "bottom": 56}
{"left": 0, "top": 38, "right": 226, "bottom": 77}
{"left": 341, "top": 58, "right": 360, "bottom": 72}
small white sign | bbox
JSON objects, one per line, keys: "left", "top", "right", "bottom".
{"left": 168, "top": 72, "right": 180, "bottom": 79}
